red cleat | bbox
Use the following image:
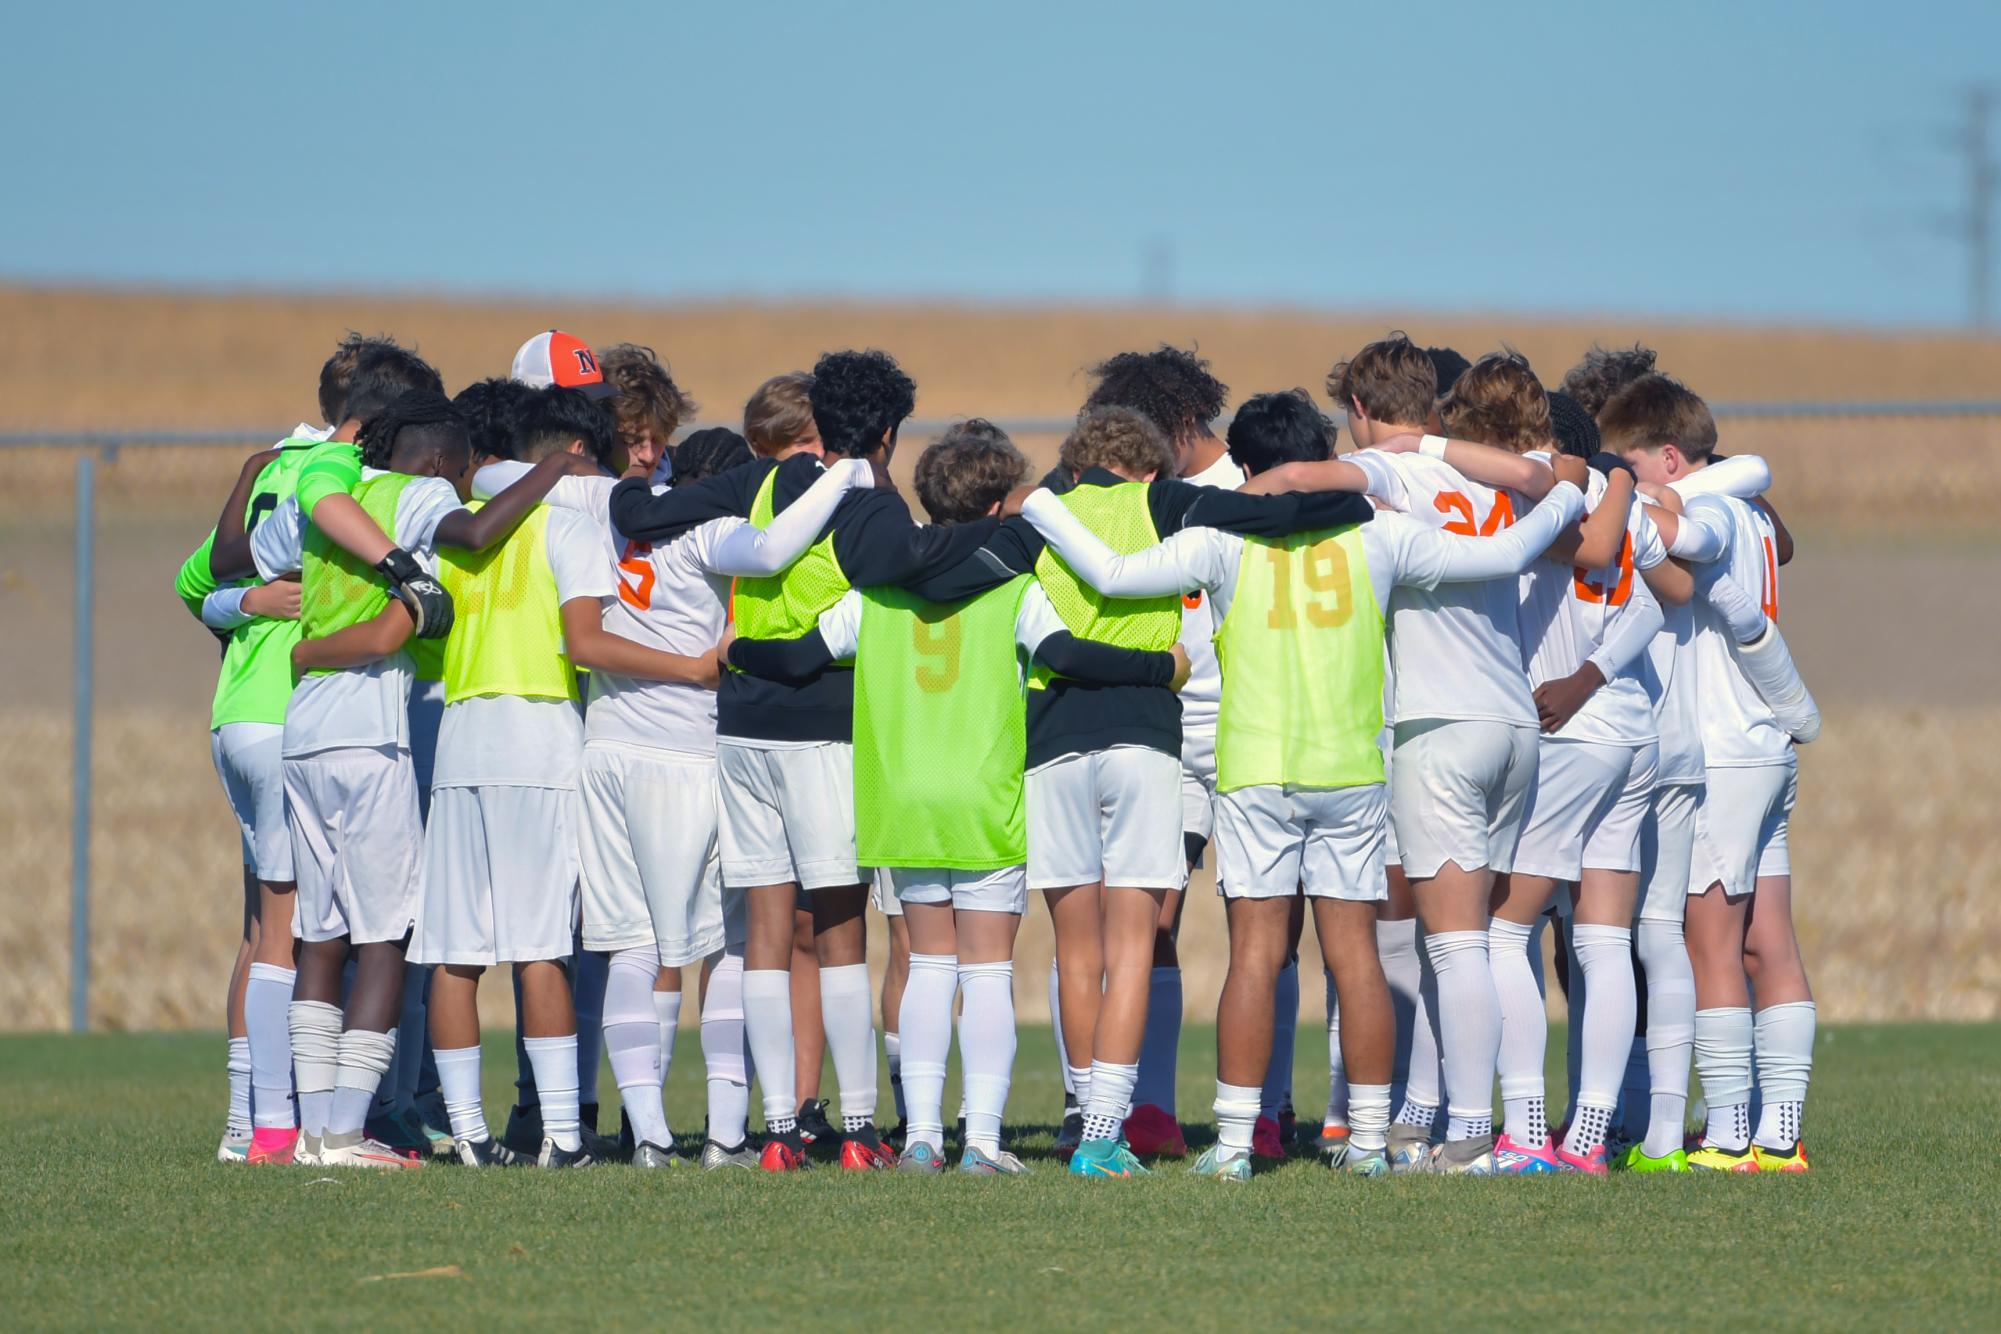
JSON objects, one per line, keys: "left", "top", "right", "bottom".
{"left": 246, "top": 1127, "right": 298, "bottom": 1165}
{"left": 759, "top": 1137, "right": 809, "bottom": 1172}
{"left": 1123, "top": 1103, "right": 1188, "bottom": 1157}
{"left": 1252, "top": 1115, "right": 1288, "bottom": 1161}
{"left": 839, "top": 1133, "right": 895, "bottom": 1171}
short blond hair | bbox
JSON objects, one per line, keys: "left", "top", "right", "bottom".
{"left": 743, "top": 372, "right": 817, "bottom": 455}
{"left": 1059, "top": 406, "right": 1174, "bottom": 481}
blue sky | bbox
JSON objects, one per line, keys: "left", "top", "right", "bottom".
{"left": 2, "top": 0, "right": 1997, "bottom": 326}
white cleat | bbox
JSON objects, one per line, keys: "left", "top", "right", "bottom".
{"left": 319, "top": 1131, "right": 423, "bottom": 1169}
{"left": 217, "top": 1130, "right": 252, "bottom": 1164}
{"left": 293, "top": 1132, "right": 324, "bottom": 1167}
{"left": 1734, "top": 624, "right": 1820, "bottom": 743}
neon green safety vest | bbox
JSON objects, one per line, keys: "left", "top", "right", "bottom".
{"left": 298, "top": 472, "right": 414, "bottom": 675}
{"left": 731, "top": 467, "right": 852, "bottom": 664}
{"left": 1214, "top": 526, "right": 1385, "bottom": 793}
{"left": 1030, "top": 481, "right": 1180, "bottom": 688}
{"left": 434, "top": 504, "right": 578, "bottom": 704}
{"left": 853, "top": 577, "right": 1032, "bottom": 870}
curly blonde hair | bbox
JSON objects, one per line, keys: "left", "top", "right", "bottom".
{"left": 1438, "top": 351, "right": 1550, "bottom": 455}
{"left": 1059, "top": 405, "right": 1174, "bottom": 481}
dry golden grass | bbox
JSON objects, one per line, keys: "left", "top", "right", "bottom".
{"left": 3, "top": 704, "right": 1993, "bottom": 1032}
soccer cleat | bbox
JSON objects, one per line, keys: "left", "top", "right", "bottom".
{"left": 1734, "top": 624, "right": 1820, "bottom": 743}
{"left": 699, "top": 1138, "right": 759, "bottom": 1171}
{"left": 322, "top": 1131, "right": 425, "bottom": 1169}
{"left": 1425, "top": 1135, "right": 1496, "bottom": 1176}
{"left": 1069, "top": 1138, "right": 1151, "bottom": 1178}
{"left": 839, "top": 1126, "right": 896, "bottom": 1171}
{"left": 633, "top": 1142, "right": 680, "bottom": 1170}
{"left": 1492, "top": 1132, "right": 1561, "bottom": 1175}
{"left": 1616, "top": 1144, "right": 1690, "bottom": 1173}
{"left": 1686, "top": 1142, "right": 1761, "bottom": 1173}
{"left": 1124, "top": 1104, "right": 1188, "bottom": 1157}
{"left": 1553, "top": 1142, "right": 1609, "bottom": 1176}
{"left": 501, "top": 1103, "right": 543, "bottom": 1157}
{"left": 1054, "top": 1110, "right": 1084, "bottom": 1162}
{"left": 293, "top": 1132, "right": 324, "bottom": 1167}
{"left": 1752, "top": 1141, "right": 1810, "bottom": 1173}
{"left": 217, "top": 1130, "right": 252, "bottom": 1164}
{"left": 959, "top": 1144, "right": 1031, "bottom": 1177}
{"left": 453, "top": 1136, "right": 526, "bottom": 1168}
{"left": 536, "top": 1137, "right": 600, "bottom": 1169}
{"left": 886, "top": 1118, "right": 910, "bottom": 1153}
{"left": 796, "top": 1099, "right": 836, "bottom": 1147}
{"left": 364, "top": 1111, "right": 429, "bottom": 1161}
{"left": 759, "top": 1131, "right": 811, "bottom": 1173}
{"left": 246, "top": 1127, "right": 298, "bottom": 1165}
{"left": 583, "top": 1125, "right": 626, "bottom": 1164}
{"left": 1386, "top": 1122, "right": 1434, "bottom": 1174}
{"left": 1188, "top": 1144, "right": 1253, "bottom": 1182}
{"left": 1276, "top": 1099, "right": 1298, "bottom": 1147}
{"left": 1317, "top": 1122, "right": 1351, "bottom": 1165}
{"left": 895, "top": 1141, "right": 945, "bottom": 1174}
{"left": 1251, "top": 1115, "right": 1287, "bottom": 1161}
{"left": 1342, "top": 1148, "right": 1392, "bottom": 1177}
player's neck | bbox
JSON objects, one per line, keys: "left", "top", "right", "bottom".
{"left": 332, "top": 419, "right": 361, "bottom": 444}
{"left": 1181, "top": 432, "right": 1227, "bottom": 477}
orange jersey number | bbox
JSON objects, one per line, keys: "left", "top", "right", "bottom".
{"left": 1434, "top": 489, "right": 1516, "bottom": 537}
{"left": 616, "top": 540, "right": 655, "bottom": 611}
{"left": 1760, "top": 536, "right": 1779, "bottom": 621}
{"left": 1573, "top": 533, "right": 1635, "bottom": 607}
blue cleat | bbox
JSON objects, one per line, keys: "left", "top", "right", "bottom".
{"left": 1068, "top": 1138, "right": 1150, "bottom": 1178}
{"left": 1188, "top": 1144, "right": 1253, "bottom": 1182}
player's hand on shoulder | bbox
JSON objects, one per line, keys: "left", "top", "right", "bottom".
{"left": 836, "top": 457, "right": 876, "bottom": 489}
{"left": 1550, "top": 454, "right": 1589, "bottom": 492}
{"left": 1169, "top": 643, "right": 1192, "bottom": 693}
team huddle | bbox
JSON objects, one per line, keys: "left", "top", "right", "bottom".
{"left": 175, "top": 327, "right": 1820, "bottom": 1178}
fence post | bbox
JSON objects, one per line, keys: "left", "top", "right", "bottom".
{"left": 71, "top": 453, "right": 95, "bottom": 1034}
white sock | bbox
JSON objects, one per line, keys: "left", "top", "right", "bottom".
{"left": 1376, "top": 918, "right": 1419, "bottom": 1111}
{"left": 1397, "top": 925, "right": 1443, "bottom": 1131}
{"left": 1425, "top": 930, "right": 1497, "bottom": 1141}
{"left": 885, "top": 1030, "right": 906, "bottom": 1122}
{"left": 1050, "top": 961, "right": 1074, "bottom": 1104}
{"left": 245, "top": 963, "right": 296, "bottom": 1130}
{"left": 1214, "top": 1080, "right": 1260, "bottom": 1155}
{"left": 1564, "top": 924, "right": 1635, "bottom": 1156}
{"left": 434, "top": 1045, "right": 487, "bottom": 1142}
{"left": 571, "top": 949, "right": 608, "bottom": 1112}
{"left": 1488, "top": 917, "right": 1547, "bottom": 1147}
{"left": 1348, "top": 1083, "right": 1391, "bottom": 1154}
{"left": 1694, "top": 1006, "right": 1754, "bottom": 1150}
{"left": 226, "top": 1036, "right": 252, "bottom": 1137}
{"left": 328, "top": 1027, "right": 397, "bottom": 1138}
{"left": 819, "top": 962, "right": 878, "bottom": 1130}
{"left": 604, "top": 947, "right": 668, "bottom": 1149}
{"left": 701, "top": 952, "right": 752, "bottom": 1147}
{"left": 897, "top": 954, "right": 958, "bottom": 1152}
{"left": 1562, "top": 917, "right": 1587, "bottom": 1116}
{"left": 1069, "top": 1067, "right": 1093, "bottom": 1119}
{"left": 1083, "top": 1060, "right": 1138, "bottom": 1142}
{"left": 1637, "top": 918, "right": 1695, "bottom": 1159}
{"left": 1753, "top": 1001, "right": 1816, "bottom": 1150}
{"left": 957, "top": 960, "right": 1016, "bottom": 1155}
{"left": 1133, "top": 966, "right": 1182, "bottom": 1114}
{"left": 1262, "top": 959, "right": 1299, "bottom": 1118}
{"left": 741, "top": 968, "right": 796, "bottom": 1131}
{"left": 1324, "top": 972, "right": 1347, "bottom": 1127}
{"left": 654, "top": 990, "right": 682, "bottom": 1088}
{"left": 287, "top": 999, "right": 343, "bottom": 1138}
{"left": 523, "top": 1034, "right": 581, "bottom": 1152}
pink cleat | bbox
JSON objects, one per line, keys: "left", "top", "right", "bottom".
{"left": 1123, "top": 1104, "right": 1187, "bottom": 1157}
{"left": 246, "top": 1126, "right": 298, "bottom": 1165}
{"left": 1492, "top": 1132, "right": 1562, "bottom": 1174}
{"left": 1554, "top": 1141, "right": 1609, "bottom": 1175}
{"left": 1251, "top": 1115, "right": 1287, "bottom": 1161}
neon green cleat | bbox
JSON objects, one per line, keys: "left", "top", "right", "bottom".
{"left": 1617, "top": 1144, "right": 1690, "bottom": 1173}
{"left": 1685, "top": 1142, "right": 1760, "bottom": 1173}
{"left": 1188, "top": 1145, "right": 1253, "bottom": 1182}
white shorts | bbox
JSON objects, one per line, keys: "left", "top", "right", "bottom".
{"left": 411, "top": 784, "right": 580, "bottom": 966}
{"left": 870, "top": 866, "right": 902, "bottom": 918}
{"left": 889, "top": 864, "right": 1029, "bottom": 914}
{"left": 212, "top": 722, "right": 293, "bottom": 882}
{"left": 1213, "top": 783, "right": 1389, "bottom": 902}
{"left": 1512, "top": 739, "right": 1658, "bottom": 881}
{"left": 1026, "top": 745, "right": 1184, "bottom": 891}
{"left": 1691, "top": 755, "right": 1796, "bottom": 898}
{"left": 283, "top": 746, "right": 421, "bottom": 946}
{"left": 1381, "top": 742, "right": 1401, "bottom": 866}
{"left": 1639, "top": 782, "right": 1701, "bottom": 923}
{"left": 1389, "top": 720, "right": 1538, "bottom": 880}
{"left": 577, "top": 743, "right": 724, "bottom": 966}
{"left": 1180, "top": 761, "right": 1217, "bottom": 848}
{"left": 716, "top": 741, "right": 860, "bottom": 891}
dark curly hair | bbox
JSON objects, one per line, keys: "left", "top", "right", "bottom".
{"left": 672, "top": 427, "right": 754, "bottom": 484}
{"left": 516, "top": 385, "right": 616, "bottom": 468}
{"left": 339, "top": 344, "right": 444, "bottom": 431}
{"left": 1226, "top": 390, "right": 1338, "bottom": 476}
{"left": 356, "top": 389, "right": 467, "bottom": 472}
{"left": 1424, "top": 346, "right": 1473, "bottom": 399}
{"left": 808, "top": 349, "right": 916, "bottom": 458}
{"left": 453, "top": 377, "right": 539, "bottom": 462}
{"left": 1562, "top": 343, "right": 1659, "bottom": 418}
{"left": 1083, "top": 345, "right": 1228, "bottom": 444}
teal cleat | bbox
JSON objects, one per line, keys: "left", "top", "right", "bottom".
{"left": 1068, "top": 1138, "right": 1150, "bottom": 1178}
{"left": 1341, "top": 1148, "right": 1392, "bottom": 1176}
{"left": 1188, "top": 1144, "right": 1253, "bottom": 1182}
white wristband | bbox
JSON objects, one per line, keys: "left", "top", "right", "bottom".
{"left": 1419, "top": 434, "right": 1449, "bottom": 460}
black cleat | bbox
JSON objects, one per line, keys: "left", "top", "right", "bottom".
{"left": 536, "top": 1136, "right": 601, "bottom": 1169}
{"left": 796, "top": 1098, "right": 836, "bottom": 1146}
{"left": 454, "top": 1136, "right": 526, "bottom": 1168}
{"left": 501, "top": 1103, "right": 543, "bottom": 1157}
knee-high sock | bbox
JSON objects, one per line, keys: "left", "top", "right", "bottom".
{"left": 1324, "top": 970, "right": 1347, "bottom": 1126}
{"left": 1376, "top": 918, "right": 1420, "bottom": 1111}
{"left": 957, "top": 961, "right": 1016, "bottom": 1155}
{"left": 1694, "top": 1006, "right": 1754, "bottom": 1150}
{"left": 604, "top": 947, "right": 669, "bottom": 1149}
{"left": 1563, "top": 924, "right": 1635, "bottom": 1156}
{"left": 523, "top": 1034, "right": 582, "bottom": 1153}
{"left": 246, "top": 963, "right": 297, "bottom": 1131}
{"left": 654, "top": 990, "right": 682, "bottom": 1088}
{"left": 1424, "top": 930, "right": 1497, "bottom": 1141}
{"left": 1393, "top": 922, "right": 1441, "bottom": 1129}
{"left": 1561, "top": 917, "right": 1587, "bottom": 1120}
{"left": 328, "top": 1028, "right": 397, "bottom": 1138}
{"left": 1753, "top": 1001, "right": 1816, "bottom": 1150}
{"left": 434, "top": 1044, "right": 487, "bottom": 1143}
{"left": 1636, "top": 918, "right": 1695, "bottom": 1159}
{"left": 1133, "top": 966, "right": 1182, "bottom": 1114}
{"left": 1049, "top": 961, "right": 1074, "bottom": 1104}
{"left": 226, "top": 1036, "right": 253, "bottom": 1137}
{"left": 1262, "top": 959, "right": 1299, "bottom": 1118}
{"left": 819, "top": 962, "right": 878, "bottom": 1130}
{"left": 572, "top": 947, "right": 608, "bottom": 1116}
{"left": 897, "top": 954, "right": 958, "bottom": 1151}
{"left": 701, "top": 952, "right": 752, "bottom": 1147}
{"left": 1489, "top": 917, "right": 1548, "bottom": 1146}
{"left": 741, "top": 968, "right": 795, "bottom": 1130}
{"left": 288, "top": 999, "right": 343, "bottom": 1139}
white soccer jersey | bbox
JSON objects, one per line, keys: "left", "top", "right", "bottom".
{"left": 1347, "top": 450, "right": 1541, "bottom": 727}
{"left": 1671, "top": 486, "right": 1788, "bottom": 768}
{"left": 1175, "top": 451, "right": 1246, "bottom": 772}
{"left": 274, "top": 470, "right": 462, "bottom": 758}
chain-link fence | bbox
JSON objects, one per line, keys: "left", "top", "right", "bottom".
{"left": 3, "top": 412, "right": 1997, "bottom": 1031}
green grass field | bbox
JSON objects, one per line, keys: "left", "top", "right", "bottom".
{"left": 5, "top": 1024, "right": 1997, "bottom": 1330}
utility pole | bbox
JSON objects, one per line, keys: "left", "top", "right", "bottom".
{"left": 1958, "top": 87, "right": 1996, "bottom": 328}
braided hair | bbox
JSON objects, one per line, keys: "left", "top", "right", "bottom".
{"left": 671, "top": 427, "right": 753, "bottom": 484}
{"left": 356, "top": 389, "right": 467, "bottom": 470}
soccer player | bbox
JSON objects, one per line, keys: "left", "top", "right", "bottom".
{"left": 732, "top": 422, "right": 1190, "bottom": 1175}
{"left": 1601, "top": 374, "right": 1821, "bottom": 1172}
{"left": 597, "top": 342, "right": 695, "bottom": 484}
